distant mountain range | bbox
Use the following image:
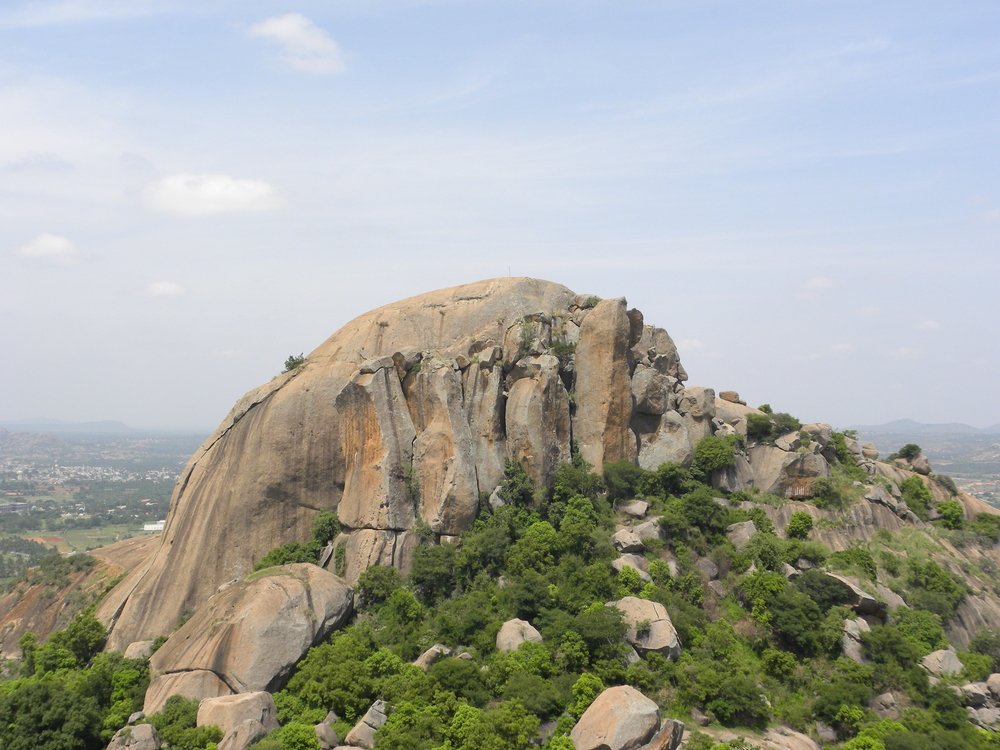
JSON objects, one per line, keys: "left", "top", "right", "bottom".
{"left": 0, "top": 419, "right": 208, "bottom": 435}
{"left": 851, "top": 418, "right": 1000, "bottom": 436}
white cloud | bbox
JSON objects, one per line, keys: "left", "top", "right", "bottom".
{"left": 248, "top": 13, "right": 345, "bottom": 74}
{"left": 796, "top": 275, "right": 836, "bottom": 300}
{"left": 143, "top": 173, "right": 281, "bottom": 217}
{"left": 0, "top": 0, "right": 163, "bottom": 28}
{"left": 15, "top": 232, "right": 78, "bottom": 262}
{"left": 915, "top": 320, "right": 942, "bottom": 332}
{"left": 830, "top": 343, "right": 853, "bottom": 353}
{"left": 146, "top": 281, "right": 185, "bottom": 298}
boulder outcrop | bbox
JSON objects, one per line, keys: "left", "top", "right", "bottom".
{"left": 609, "top": 596, "right": 681, "bottom": 659}
{"left": 570, "top": 685, "right": 661, "bottom": 750}
{"left": 496, "top": 618, "right": 543, "bottom": 652}
{"left": 143, "top": 564, "right": 352, "bottom": 714}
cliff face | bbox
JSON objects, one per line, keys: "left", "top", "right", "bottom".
{"left": 102, "top": 278, "right": 693, "bottom": 649}
{"left": 97, "top": 278, "right": 994, "bottom": 652}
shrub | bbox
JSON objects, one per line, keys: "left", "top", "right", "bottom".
{"left": 903, "top": 559, "right": 966, "bottom": 620}
{"left": 148, "top": 695, "right": 223, "bottom": 750}
{"left": 284, "top": 353, "right": 306, "bottom": 372}
{"left": 936, "top": 501, "right": 963, "bottom": 530}
{"left": 786, "top": 511, "right": 814, "bottom": 540}
{"left": 692, "top": 435, "right": 738, "bottom": 477}
{"left": 497, "top": 460, "right": 536, "bottom": 507}
{"left": 896, "top": 444, "right": 922, "bottom": 460}
{"left": 746, "top": 412, "right": 774, "bottom": 442}
{"left": 603, "top": 461, "right": 647, "bottom": 502}
{"left": 900, "top": 477, "right": 933, "bottom": 520}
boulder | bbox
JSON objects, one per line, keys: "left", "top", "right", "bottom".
{"left": 726, "top": 520, "right": 757, "bottom": 548}
{"left": 144, "top": 564, "right": 353, "bottom": 713}
{"left": 749, "top": 445, "right": 830, "bottom": 498}
{"left": 635, "top": 410, "right": 692, "bottom": 470}
{"left": 413, "top": 643, "right": 451, "bottom": 670}
{"left": 609, "top": 596, "right": 680, "bottom": 658}
{"left": 987, "top": 673, "right": 1000, "bottom": 699}
{"left": 842, "top": 617, "right": 870, "bottom": 663}
{"left": 106, "top": 724, "right": 160, "bottom": 750}
{"left": 143, "top": 670, "right": 233, "bottom": 716}
{"left": 496, "top": 618, "right": 543, "bottom": 652}
{"left": 801, "top": 423, "right": 833, "bottom": 447}
{"left": 922, "top": 648, "right": 964, "bottom": 677}
{"left": 962, "top": 682, "right": 991, "bottom": 708}
{"left": 762, "top": 727, "right": 821, "bottom": 750}
{"left": 695, "top": 558, "right": 719, "bottom": 580}
{"left": 642, "top": 718, "right": 684, "bottom": 750}
{"left": 633, "top": 518, "right": 663, "bottom": 542}
{"left": 822, "top": 573, "right": 887, "bottom": 620}
{"left": 613, "top": 528, "right": 645, "bottom": 553}
{"left": 911, "top": 454, "right": 932, "bottom": 475}
{"left": 314, "top": 719, "right": 339, "bottom": 750}
{"left": 775, "top": 432, "right": 801, "bottom": 452}
{"left": 862, "top": 443, "right": 879, "bottom": 460}
{"left": 612, "top": 554, "right": 651, "bottom": 582}
{"left": 570, "top": 685, "right": 660, "bottom": 750}
{"left": 197, "top": 692, "right": 279, "bottom": 739}
{"left": 719, "top": 391, "right": 743, "bottom": 404}
{"left": 573, "top": 298, "right": 636, "bottom": 471}
{"left": 619, "top": 500, "right": 649, "bottom": 518}
{"left": 631, "top": 365, "right": 672, "bottom": 415}
{"left": 344, "top": 700, "right": 388, "bottom": 749}
{"left": 971, "top": 707, "right": 1000, "bottom": 728}
{"left": 870, "top": 692, "right": 900, "bottom": 720}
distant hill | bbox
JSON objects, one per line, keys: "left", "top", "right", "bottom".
{"left": 0, "top": 418, "right": 137, "bottom": 434}
{"left": 851, "top": 418, "right": 1000, "bottom": 436}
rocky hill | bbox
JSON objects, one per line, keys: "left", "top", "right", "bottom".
{"left": 6, "top": 277, "right": 1000, "bottom": 750}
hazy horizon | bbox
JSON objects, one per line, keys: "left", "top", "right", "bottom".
{"left": 2, "top": 2, "right": 998, "bottom": 430}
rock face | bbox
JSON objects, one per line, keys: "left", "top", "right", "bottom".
{"left": 570, "top": 685, "right": 660, "bottom": 750}
{"left": 97, "top": 277, "right": 951, "bottom": 653}
{"left": 103, "top": 279, "right": 711, "bottom": 648}
{"left": 143, "top": 564, "right": 352, "bottom": 714}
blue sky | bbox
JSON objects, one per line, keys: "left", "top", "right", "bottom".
{"left": 1, "top": 0, "right": 998, "bottom": 430}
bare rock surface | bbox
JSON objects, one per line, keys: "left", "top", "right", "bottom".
{"left": 144, "top": 564, "right": 352, "bottom": 713}
{"left": 143, "top": 670, "right": 233, "bottom": 716}
{"left": 609, "top": 596, "right": 680, "bottom": 658}
{"left": 105, "top": 279, "right": 590, "bottom": 648}
{"left": 197, "top": 692, "right": 279, "bottom": 739}
{"left": 573, "top": 298, "right": 636, "bottom": 471}
{"left": 106, "top": 724, "right": 160, "bottom": 750}
{"left": 570, "top": 685, "right": 660, "bottom": 750}
{"left": 496, "top": 618, "right": 544, "bottom": 651}
{"left": 344, "top": 700, "right": 388, "bottom": 749}
{"left": 923, "top": 648, "right": 964, "bottom": 677}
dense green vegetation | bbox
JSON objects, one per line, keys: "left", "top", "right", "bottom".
{"left": 245, "top": 447, "right": 999, "bottom": 750}
{"left": 4, "top": 431, "right": 999, "bottom": 750}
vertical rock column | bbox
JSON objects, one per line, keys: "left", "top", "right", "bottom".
{"left": 573, "top": 298, "right": 636, "bottom": 471}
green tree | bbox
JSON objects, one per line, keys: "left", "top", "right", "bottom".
{"left": 692, "top": 435, "right": 738, "bottom": 477}
{"left": 786, "top": 511, "right": 814, "bottom": 540}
